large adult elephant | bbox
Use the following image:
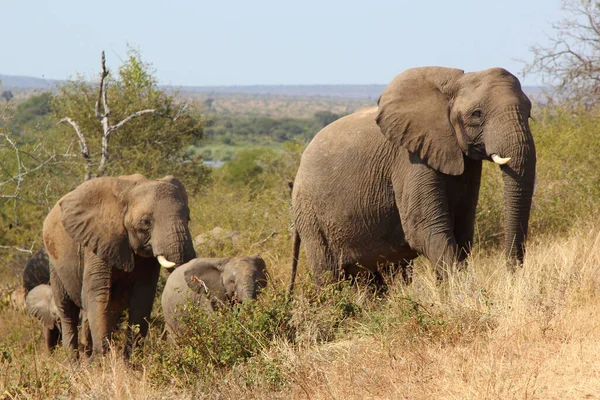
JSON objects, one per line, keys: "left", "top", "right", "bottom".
{"left": 289, "top": 67, "right": 536, "bottom": 290}
{"left": 43, "top": 174, "right": 196, "bottom": 357}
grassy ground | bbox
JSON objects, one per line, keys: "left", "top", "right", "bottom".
{"left": 3, "top": 221, "right": 600, "bottom": 399}
{"left": 2, "top": 106, "right": 600, "bottom": 399}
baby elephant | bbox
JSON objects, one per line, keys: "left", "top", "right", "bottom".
{"left": 25, "top": 284, "right": 61, "bottom": 351}
{"left": 161, "top": 255, "right": 268, "bottom": 336}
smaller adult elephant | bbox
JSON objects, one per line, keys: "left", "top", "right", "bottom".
{"left": 25, "top": 284, "right": 61, "bottom": 351}
{"left": 161, "top": 255, "right": 268, "bottom": 337}
{"left": 43, "top": 174, "right": 196, "bottom": 357}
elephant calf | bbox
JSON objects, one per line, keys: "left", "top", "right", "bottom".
{"left": 25, "top": 284, "right": 61, "bottom": 351}
{"left": 161, "top": 255, "right": 268, "bottom": 337}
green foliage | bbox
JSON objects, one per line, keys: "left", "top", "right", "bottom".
{"left": 176, "top": 291, "right": 293, "bottom": 367}
{"left": 313, "top": 110, "right": 342, "bottom": 128}
{"left": 200, "top": 111, "right": 343, "bottom": 162}
{"left": 4, "top": 93, "right": 53, "bottom": 136}
{"left": 52, "top": 47, "right": 210, "bottom": 186}
{"left": 221, "top": 148, "right": 276, "bottom": 186}
{"left": 138, "top": 289, "right": 294, "bottom": 389}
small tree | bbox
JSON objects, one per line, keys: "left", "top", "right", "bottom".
{"left": 1, "top": 90, "right": 14, "bottom": 103}
{"left": 524, "top": 0, "right": 600, "bottom": 108}
{"left": 54, "top": 48, "right": 210, "bottom": 185}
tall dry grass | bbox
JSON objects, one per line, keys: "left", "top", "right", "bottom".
{"left": 2, "top": 221, "right": 600, "bottom": 399}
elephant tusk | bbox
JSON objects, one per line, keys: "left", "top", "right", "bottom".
{"left": 491, "top": 154, "right": 511, "bottom": 165}
{"left": 157, "top": 255, "right": 176, "bottom": 269}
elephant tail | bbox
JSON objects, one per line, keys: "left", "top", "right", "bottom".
{"left": 288, "top": 229, "right": 301, "bottom": 297}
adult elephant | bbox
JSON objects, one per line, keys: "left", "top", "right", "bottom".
{"left": 289, "top": 67, "right": 536, "bottom": 290}
{"left": 43, "top": 174, "right": 196, "bottom": 357}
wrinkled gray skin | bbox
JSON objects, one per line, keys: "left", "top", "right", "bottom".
{"left": 161, "top": 255, "right": 268, "bottom": 337}
{"left": 290, "top": 67, "right": 536, "bottom": 289}
{"left": 25, "top": 284, "right": 61, "bottom": 351}
{"left": 43, "top": 174, "right": 196, "bottom": 357}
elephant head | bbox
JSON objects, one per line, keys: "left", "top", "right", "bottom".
{"left": 184, "top": 255, "right": 268, "bottom": 304}
{"left": 376, "top": 67, "right": 536, "bottom": 264}
{"left": 26, "top": 284, "right": 60, "bottom": 331}
{"left": 57, "top": 174, "right": 196, "bottom": 271}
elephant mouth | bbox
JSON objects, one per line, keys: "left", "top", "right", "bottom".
{"left": 467, "top": 142, "right": 488, "bottom": 160}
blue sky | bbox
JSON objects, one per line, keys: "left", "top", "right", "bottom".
{"left": 2, "top": 0, "right": 564, "bottom": 86}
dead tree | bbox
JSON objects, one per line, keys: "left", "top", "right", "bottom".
{"left": 524, "top": 0, "right": 600, "bottom": 108}
{"left": 59, "top": 51, "right": 186, "bottom": 181}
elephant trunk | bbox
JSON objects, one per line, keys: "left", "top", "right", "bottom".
{"left": 236, "top": 279, "right": 258, "bottom": 302}
{"left": 153, "top": 218, "right": 196, "bottom": 268}
{"left": 495, "top": 108, "right": 537, "bottom": 265}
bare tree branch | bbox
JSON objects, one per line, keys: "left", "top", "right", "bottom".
{"left": 95, "top": 50, "right": 110, "bottom": 120}
{"left": 0, "top": 244, "right": 34, "bottom": 254}
{"left": 109, "top": 109, "right": 165, "bottom": 132}
{"left": 58, "top": 117, "right": 92, "bottom": 180}
{"left": 524, "top": 0, "right": 600, "bottom": 109}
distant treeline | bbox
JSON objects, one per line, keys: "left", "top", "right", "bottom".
{"left": 204, "top": 110, "right": 343, "bottom": 145}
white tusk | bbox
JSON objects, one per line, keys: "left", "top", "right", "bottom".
{"left": 157, "top": 255, "right": 176, "bottom": 269}
{"left": 491, "top": 154, "right": 511, "bottom": 165}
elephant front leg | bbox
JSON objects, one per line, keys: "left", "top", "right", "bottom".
{"left": 82, "top": 255, "right": 114, "bottom": 356}
{"left": 125, "top": 256, "right": 161, "bottom": 358}
{"left": 50, "top": 265, "right": 79, "bottom": 356}
{"left": 398, "top": 166, "right": 460, "bottom": 279}
{"left": 452, "top": 158, "right": 482, "bottom": 262}
{"left": 79, "top": 311, "right": 93, "bottom": 357}
{"left": 422, "top": 232, "right": 460, "bottom": 279}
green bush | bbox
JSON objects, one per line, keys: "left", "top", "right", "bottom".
{"left": 220, "top": 148, "right": 276, "bottom": 186}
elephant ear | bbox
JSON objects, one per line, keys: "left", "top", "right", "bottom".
{"left": 159, "top": 176, "right": 189, "bottom": 206}
{"left": 376, "top": 66, "right": 465, "bottom": 175}
{"left": 184, "top": 260, "right": 227, "bottom": 301}
{"left": 26, "top": 285, "right": 59, "bottom": 329}
{"left": 251, "top": 255, "right": 269, "bottom": 287}
{"left": 59, "top": 177, "right": 136, "bottom": 272}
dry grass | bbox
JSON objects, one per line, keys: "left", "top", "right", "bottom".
{"left": 3, "top": 221, "right": 600, "bottom": 399}
{"left": 265, "top": 226, "right": 600, "bottom": 400}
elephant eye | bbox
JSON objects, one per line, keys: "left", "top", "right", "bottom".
{"left": 470, "top": 109, "right": 482, "bottom": 119}
{"left": 140, "top": 216, "right": 152, "bottom": 227}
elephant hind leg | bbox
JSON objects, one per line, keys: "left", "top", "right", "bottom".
{"left": 304, "top": 239, "right": 341, "bottom": 286}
